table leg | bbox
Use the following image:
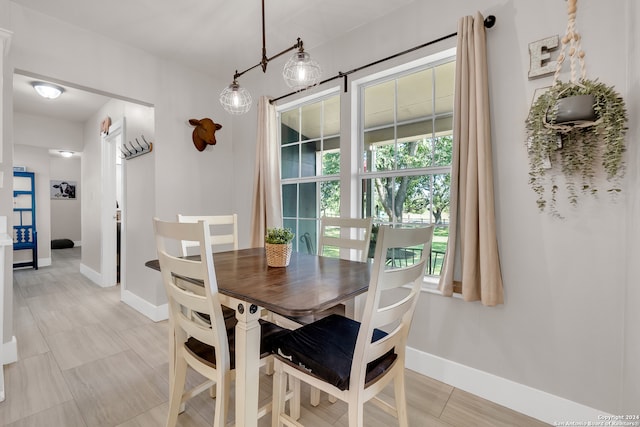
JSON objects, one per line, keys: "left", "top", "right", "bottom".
{"left": 345, "top": 293, "right": 367, "bottom": 321}
{"left": 232, "top": 298, "right": 262, "bottom": 427}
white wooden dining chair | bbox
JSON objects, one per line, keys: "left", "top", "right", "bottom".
{"left": 177, "top": 214, "right": 238, "bottom": 320}
{"left": 177, "top": 213, "right": 238, "bottom": 255}
{"left": 271, "top": 225, "right": 433, "bottom": 427}
{"left": 153, "top": 217, "right": 292, "bottom": 427}
{"left": 311, "top": 216, "right": 374, "bottom": 321}
{"left": 318, "top": 216, "right": 373, "bottom": 263}
{"left": 268, "top": 216, "right": 374, "bottom": 406}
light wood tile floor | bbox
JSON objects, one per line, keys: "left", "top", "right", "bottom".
{"left": 2, "top": 248, "right": 549, "bottom": 426}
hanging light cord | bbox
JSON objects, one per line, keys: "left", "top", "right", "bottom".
{"left": 231, "top": 0, "right": 305, "bottom": 81}
{"left": 270, "top": 14, "right": 496, "bottom": 104}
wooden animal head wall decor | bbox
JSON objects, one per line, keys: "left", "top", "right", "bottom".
{"left": 189, "top": 118, "right": 223, "bottom": 151}
{"left": 100, "top": 116, "right": 111, "bottom": 135}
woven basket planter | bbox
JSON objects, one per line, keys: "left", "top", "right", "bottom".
{"left": 265, "top": 242, "right": 292, "bottom": 267}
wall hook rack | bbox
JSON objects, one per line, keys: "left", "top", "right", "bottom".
{"left": 121, "top": 135, "right": 153, "bottom": 160}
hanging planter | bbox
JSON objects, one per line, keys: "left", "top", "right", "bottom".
{"left": 526, "top": 0, "right": 628, "bottom": 217}
{"left": 548, "top": 93, "right": 596, "bottom": 124}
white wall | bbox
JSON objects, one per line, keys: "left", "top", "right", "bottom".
{"left": 50, "top": 155, "right": 80, "bottom": 242}
{"left": 622, "top": 0, "right": 640, "bottom": 413}
{"left": 13, "top": 112, "right": 83, "bottom": 152}
{"left": 0, "top": 11, "right": 13, "bottom": 345}
{"left": 232, "top": 0, "right": 638, "bottom": 416}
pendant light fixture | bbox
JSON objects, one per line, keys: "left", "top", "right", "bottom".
{"left": 282, "top": 48, "right": 321, "bottom": 91}
{"left": 219, "top": 80, "right": 253, "bottom": 115}
{"left": 219, "top": 0, "right": 321, "bottom": 114}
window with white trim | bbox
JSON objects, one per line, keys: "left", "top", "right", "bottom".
{"left": 279, "top": 93, "right": 340, "bottom": 255}
{"left": 359, "top": 56, "right": 454, "bottom": 276}
{"left": 278, "top": 50, "right": 455, "bottom": 277}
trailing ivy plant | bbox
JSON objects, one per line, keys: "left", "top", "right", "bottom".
{"left": 525, "top": 79, "right": 628, "bottom": 216}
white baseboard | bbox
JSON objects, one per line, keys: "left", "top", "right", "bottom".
{"left": 121, "top": 289, "right": 168, "bottom": 322}
{"left": 79, "top": 263, "right": 105, "bottom": 287}
{"left": 73, "top": 241, "right": 81, "bottom": 247}
{"left": 2, "top": 336, "right": 17, "bottom": 365}
{"left": 12, "top": 258, "right": 50, "bottom": 268}
{"left": 405, "top": 347, "right": 611, "bottom": 425}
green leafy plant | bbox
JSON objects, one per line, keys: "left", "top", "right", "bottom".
{"left": 265, "top": 227, "right": 295, "bottom": 244}
{"left": 526, "top": 79, "right": 628, "bottom": 216}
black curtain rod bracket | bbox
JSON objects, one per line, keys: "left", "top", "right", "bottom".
{"left": 271, "top": 14, "right": 496, "bottom": 104}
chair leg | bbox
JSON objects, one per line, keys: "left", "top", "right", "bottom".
{"left": 272, "top": 361, "right": 287, "bottom": 427}
{"left": 289, "top": 374, "right": 301, "bottom": 420}
{"left": 347, "top": 401, "right": 365, "bottom": 427}
{"left": 265, "top": 358, "right": 275, "bottom": 375}
{"left": 166, "top": 354, "right": 188, "bottom": 427}
{"left": 310, "top": 387, "right": 321, "bottom": 406}
{"left": 394, "top": 372, "right": 409, "bottom": 427}
{"left": 212, "top": 373, "right": 230, "bottom": 427}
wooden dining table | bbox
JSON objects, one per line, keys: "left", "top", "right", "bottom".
{"left": 146, "top": 247, "right": 370, "bottom": 427}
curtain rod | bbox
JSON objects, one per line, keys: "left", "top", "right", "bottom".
{"left": 270, "top": 14, "right": 496, "bottom": 104}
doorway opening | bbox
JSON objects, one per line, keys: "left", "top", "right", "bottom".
{"left": 12, "top": 69, "right": 155, "bottom": 292}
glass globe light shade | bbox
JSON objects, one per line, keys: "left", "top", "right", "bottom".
{"left": 282, "top": 51, "right": 321, "bottom": 90}
{"left": 219, "top": 81, "right": 253, "bottom": 115}
{"left": 32, "top": 82, "right": 64, "bottom": 99}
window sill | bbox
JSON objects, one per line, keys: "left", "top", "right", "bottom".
{"left": 420, "top": 276, "right": 442, "bottom": 296}
{"left": 419, "top": 277, "right": 462, "bottom": 298}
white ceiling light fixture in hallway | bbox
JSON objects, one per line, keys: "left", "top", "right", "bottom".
{"left": 32, "top": 82, "right": 64, "bottom": 99}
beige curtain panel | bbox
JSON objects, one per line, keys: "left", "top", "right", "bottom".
{"left": 438, "top": 12, "right": 504, "bottom": 306}
{"left": 250, "top": 96, "right": 283, "bottom": 247}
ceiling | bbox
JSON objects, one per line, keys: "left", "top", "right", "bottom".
{"left": 13, "top": 73, "right": 112, "bottom": 123}
{"left": 12, "top": 0, "right": 415, "bottom": 123}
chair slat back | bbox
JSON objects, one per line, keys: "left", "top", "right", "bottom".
{"left": 318, "top": 216, "right": 373, "bottom": 262}
{"left": 177, "top": 214, "right": 239, "bottom": 255}
{"left": 153, "top": 217, "right": 230, "bottom": 367}
{"left": 352, "top": 225, "right": 433, "bottom": 389}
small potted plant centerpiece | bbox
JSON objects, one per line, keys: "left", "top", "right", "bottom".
{"left": 265, "top": 227, "right": 295, "bottom": 267}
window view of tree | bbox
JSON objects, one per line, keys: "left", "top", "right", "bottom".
{"left": 370, "top": 135, "right": 451, "bottom": 224}
{"left": 320, "top": 151, "right": 340, "bottom": 215}
{"left": 360, "top": 58, "right": 455, "bottom": 276}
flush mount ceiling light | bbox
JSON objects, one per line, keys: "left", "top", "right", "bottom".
{"left": 219, "top": 0, "right": 321, "bottom": 114}
{"left": 32, "top": 82, "right": 65, "bottom": 99}
{"left": 59, "top": 151, "right": 73, "bottom": 158}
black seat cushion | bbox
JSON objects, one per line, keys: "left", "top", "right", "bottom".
{"left": 271, "top": 314, "right": 397, "bottom": 390}
{"left": 185, "top": 318, "right": 288, "bottom": 370}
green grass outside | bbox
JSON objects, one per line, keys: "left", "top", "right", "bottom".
{"left": 317, "top": 224, "right": 449, "bottom": 276}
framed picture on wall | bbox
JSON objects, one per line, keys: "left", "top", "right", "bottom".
{"left": 51, "top": 180, "right": 77, "bottom": 200}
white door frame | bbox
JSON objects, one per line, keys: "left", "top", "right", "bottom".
{"left": 101, "top": 118, "right": 125, "bottom": 287}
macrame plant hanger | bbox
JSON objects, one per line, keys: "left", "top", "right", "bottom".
{"left": 545, "top": 0, "right": 601, "bottom": 132}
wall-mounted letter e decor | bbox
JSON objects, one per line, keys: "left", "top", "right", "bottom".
{"left": 528, "top": 35, "right": 559, "bottom": 79}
